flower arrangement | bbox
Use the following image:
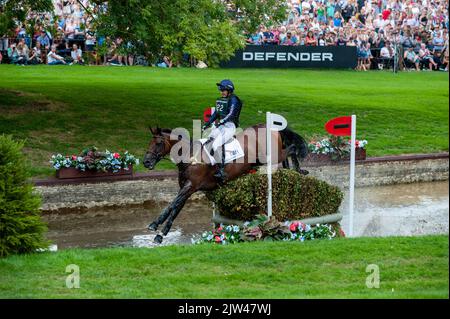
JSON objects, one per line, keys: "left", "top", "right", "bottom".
{"left": 194, "top": 225, "right": 242, "bottom": 245}
{"left": 50, "top": 146, "right": 139, "bottom": 173}
{"left": 287, "top": 221, "right": 336, "bottom": 241}
{"left": 308, "top": 135, "right": 368, "bottom": 160}
{"left": 308, "top": 138, "right": 336, "bottom": 155}
{"left": 192, "top": 215, "right": 341, "bottom": 245}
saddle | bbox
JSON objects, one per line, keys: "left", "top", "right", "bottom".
{"left": 191, "top": 137, "right": 244, "bottom": 165}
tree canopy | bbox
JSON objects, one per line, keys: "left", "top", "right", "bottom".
{"left": 1, "top": 0, "right": 287, "bottom": 66}
{"left": 0, "top": 0, "right": 53, "bottom": 37}
{"left": 93, "top": 0, "right": 287, "bottom": 66}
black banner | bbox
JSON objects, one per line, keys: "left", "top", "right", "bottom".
{"left": 221, "top": 45, "right": 357, "bottom": 69}
{"left": 1, "top": 299, "right": 445, "bottom": 317}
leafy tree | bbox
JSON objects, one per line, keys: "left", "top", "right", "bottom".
{"left": 93, "top": 0, "right": 287, "bottom": 66}
{"left": 0, "top": 135, "right": 49, "bottom": 258}
{"left": 0, "top": 0, "right": 53, "bottom": 37}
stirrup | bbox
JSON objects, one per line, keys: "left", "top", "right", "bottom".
{"left": 213, "top": 164, "right": 226, "bottom": 183}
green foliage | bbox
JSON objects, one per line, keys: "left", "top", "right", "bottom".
{"left": 229, "top": 0, "right": 288, "bottom": 33}
{"left": 0, "top": 135, "right": 49, "bottom": 258}
{"left": 206, "top": 169, "right": 344, "bottom": 221}
{"left": 0, "top": 0, "right": 53, "bottom": 37}
{"left": 94, "top": 0, "right": 287, "bottom": 66}
{"left": 242, "top": 215, "right": 290, "bottom": 241}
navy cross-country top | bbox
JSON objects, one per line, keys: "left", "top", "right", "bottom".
{"left": 206, "top": 94, "right": 243, "bottom": 128}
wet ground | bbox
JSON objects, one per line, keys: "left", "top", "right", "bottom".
{"left": 42, "top": 181, "right": 449, "bottom": 249}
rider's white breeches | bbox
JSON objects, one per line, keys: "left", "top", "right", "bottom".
{"left": 208, "top": 122, "right": 236, "bottom": 151}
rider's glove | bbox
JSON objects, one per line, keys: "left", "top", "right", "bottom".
{"left": 202, "top": 123, "right": 210, "bottom": 131}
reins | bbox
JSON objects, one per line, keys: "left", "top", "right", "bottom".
{"left": 151, "top": 133, "right": 173, "bottom": 162}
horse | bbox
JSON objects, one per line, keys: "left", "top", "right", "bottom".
{"left": 143, "top": 123, "right": 309, "bottom": 243}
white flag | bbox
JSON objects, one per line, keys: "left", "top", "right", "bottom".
{"left": 268, "top": 113, "right": 287, "bottom": 131}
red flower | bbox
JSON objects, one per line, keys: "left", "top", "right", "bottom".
{"left": 215, "top": 236, "right": 221, "bottom": 243}
{"left": 339, "top": 228, "right": 346, "bottom": 237}
{"left": 290, "top": 222, "right": 299, "bottom": 232}
{"left": 71, "top": 155, "right": 77, "bottom": 161}
{"left": 249, "top": 169, "right": 257, "bottom": 174}
{"left": 217, "top": 226, "right": 223, "bottom": 232}
{"left": 113, "top": 153, "right": 120, "bottom": 159}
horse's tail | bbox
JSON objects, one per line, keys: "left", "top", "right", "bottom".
{"left": 280, "top": 127, "right": 309, "bottom": 159}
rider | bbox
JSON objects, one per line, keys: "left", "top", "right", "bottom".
{"left": 202, "top": 79, "right": 243, "bottom": 182}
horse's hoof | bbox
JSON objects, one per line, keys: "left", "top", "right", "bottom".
{"left": 300, "top": 169, "right": 309, "bottom": 175}
{"left": 148, "top": 223, "right": 158, "bottom": 232}
{"left": 154, "top": 234, "right": 163, "bottom": 244}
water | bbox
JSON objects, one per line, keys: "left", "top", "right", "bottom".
{"left": 42, "top": 181, "right": 449, "bottom": 249}
{"left": 42, "top": 201, "right": 214, "bottom": 249}
{"left": 340, "top": 181, "right": 449, "bottom": 237}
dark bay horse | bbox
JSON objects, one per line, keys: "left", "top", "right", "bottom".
{"left": 143, "top": 124, "right": 308, "bottom": 243}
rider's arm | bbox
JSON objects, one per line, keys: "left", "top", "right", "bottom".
{"left": 203, "top": 110, "right": 218, "bottom": 129}
{"left": 219, "top": 96, "right": 240, "bottom": 125}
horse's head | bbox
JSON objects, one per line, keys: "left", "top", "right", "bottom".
{"left": 143, "top": 127, "right": 172, "bottom": 170}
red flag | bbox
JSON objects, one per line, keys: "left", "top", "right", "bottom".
{"left": 325, "top": 116, "right": 352, "bottom": 136}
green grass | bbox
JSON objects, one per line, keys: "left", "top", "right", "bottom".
{"left": 0, "top": 235, "right": 448, "bottom": 298}
{"left": 0, "top": 65, "right": 448, "bottom": 177}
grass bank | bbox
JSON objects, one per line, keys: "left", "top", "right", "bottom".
{"left": 0, "top": 235, "right": 448, "bottom": 298}
{"left": 0, "top": 66, "right": 448, "bottom": 177}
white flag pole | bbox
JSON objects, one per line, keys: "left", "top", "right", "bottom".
{"left": 349, "top": 115, "right": 356, "bottom": 237}
{"left": 266, "top": 112, "right": 273, "bottom": 218}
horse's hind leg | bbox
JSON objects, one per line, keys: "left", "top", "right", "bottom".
{"left": 154, "top": 183, "right": 194, "bottom": 244}
{"left": 291, "top": 153, "right": 300, "bottom": 171}
{"left": 291, "top": 154, "right": 309, "bottom": 175}
{"left": 281, "top": 145, "right": 295, "bottom": 169}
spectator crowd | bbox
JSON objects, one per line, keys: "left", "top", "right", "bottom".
{"left": 246, "top": 0, "right": 449, "bottom": 71}
{"left": 0, "top": 0, "right": 113, "bottom": 66}
{"left": 0, "top": 0, "right": 448, "bottom": 71}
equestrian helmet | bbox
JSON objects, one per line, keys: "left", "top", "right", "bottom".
{"left": 216, "top": 79, "right": 235, "bottom": 92}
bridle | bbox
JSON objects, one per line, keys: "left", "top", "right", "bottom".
{"left": 149, "top": 134, "right": 171, "bottom": 162}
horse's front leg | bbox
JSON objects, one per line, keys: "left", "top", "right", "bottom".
{"left": 148, "top": 206, "right": 172, "bottom": 232}
{"left": 154, "top": 182, "right": 195, "bottom": 244}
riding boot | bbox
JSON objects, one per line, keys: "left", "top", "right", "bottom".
{"left": 213, "top": 145, "right": 227, "bottom": 183}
